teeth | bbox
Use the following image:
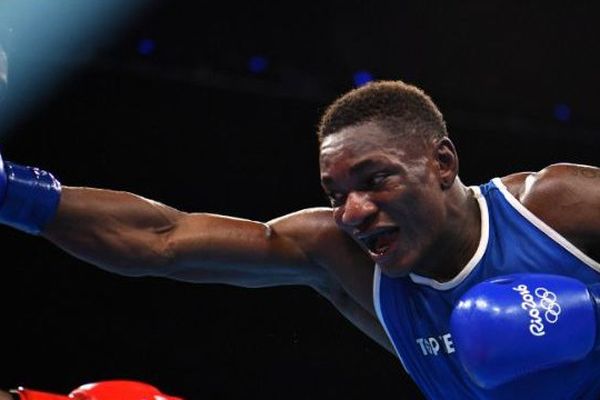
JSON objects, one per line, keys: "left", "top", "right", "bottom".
{"left": 373, "top": 244, "right": 389, "bottom": 255}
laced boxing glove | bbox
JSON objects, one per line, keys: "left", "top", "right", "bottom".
{"left": 12, "top": 380, "right": 183, "bottom": 400}
{"left": 0, "top": 151, "right": 61, "bottom": 235}
{"left": 450, "top": 273, "right": 600, "bottom": 389}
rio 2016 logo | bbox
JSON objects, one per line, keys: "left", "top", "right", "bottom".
{"left": 512, "top": 284, "right": 562, "bottom": 336}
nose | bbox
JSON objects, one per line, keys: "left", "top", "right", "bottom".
{"left": 339, "top": 191, "right": 378, "bottom": 228}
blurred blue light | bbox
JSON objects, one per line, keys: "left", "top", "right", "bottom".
{"left": 353, "top": 70, "right": 373, "bottom": 87}
{"left": 0, "top": 0, "right": 149, "bottom": 136}
{"left": 554, "top": 103, "right": 571, "bottom": 122}
{"left": 248, "top": 55, "right": 268, "bottom": 74}
{"left": 137, "top": 38, "right": 155, "bottom": 56}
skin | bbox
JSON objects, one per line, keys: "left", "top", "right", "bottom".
{"left": 319, "top": 121, "right": 481, "bottom": 281}
{"left": 0, "top": 36, "right": 593, "bottom": 391}
{"left": 38, "top": 120, "right": 600, "bottom": 358}
{"left": 4, "top": 114, "right": 599, "bottom": 393}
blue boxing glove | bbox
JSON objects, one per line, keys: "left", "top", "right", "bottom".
{"left": 450, "top": 273, "right": 600, "bottom": 389}
{"left": 0, "top": 150, "right": 61, "bottom": 234}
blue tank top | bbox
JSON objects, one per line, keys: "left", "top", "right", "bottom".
{"left": 373, "top": 178, "right": 600, "bottom": 400}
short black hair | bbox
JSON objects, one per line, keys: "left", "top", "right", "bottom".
{"left": 317, "top": 80, "right": 448, "bottom": 144}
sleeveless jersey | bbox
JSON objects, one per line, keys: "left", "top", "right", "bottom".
{"left": 373, "top": 178, "right": 600, "bottom": 399}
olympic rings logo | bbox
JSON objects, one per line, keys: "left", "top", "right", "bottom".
{"left": 513, "top": 284, "right": 562, "bottom": 337}
{"left": 534, "top": 287, "right": 561, "bottom": 323}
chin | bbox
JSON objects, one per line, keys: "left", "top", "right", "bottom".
{"left": 377, "top": 260, "right": 413, "bottom": 278}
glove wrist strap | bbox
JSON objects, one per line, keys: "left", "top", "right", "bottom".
{"left": 0, "top": 161, "right": 61, "bottom": 235}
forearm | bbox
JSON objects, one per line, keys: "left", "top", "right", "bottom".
{"left": 42, "top": 187, "right": 314, "bottom": 285}
{"left": 42, "top": 186, "right": 182, "bottom": 276}
{"left": 0, "top": 156, "right": 323, "bottom": 287}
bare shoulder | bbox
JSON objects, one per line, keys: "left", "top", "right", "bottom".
{"left": 268, "top": 207, "right": 376, "bottom": 313}
{"left": 268, "top": 207, "right": 341, "bottom": 244}
{"left": 501, "top": 163, "right": 600, "bottom": 256}
{"left": 502, "top": 163, "right": 600, "bottom": 210}
{"left": 268, "top": 207, "right": 366, "bottom": 264}
{"left": 269, "top": 208, "right": 392, "bottom": 351}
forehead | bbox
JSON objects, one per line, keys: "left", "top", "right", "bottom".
{"left": 319, "top": 121, "right": 423, "bottom": 169}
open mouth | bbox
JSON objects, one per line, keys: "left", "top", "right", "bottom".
{"left": 358, "top": 227, "right": 400, "bottom": 257}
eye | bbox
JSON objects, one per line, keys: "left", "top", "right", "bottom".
{"left": 367, "top": 172, "right": 390, "bottom": 188}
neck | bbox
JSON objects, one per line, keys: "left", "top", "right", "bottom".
{"left": 413, "top": 178, "right": 481, "bottom": 282}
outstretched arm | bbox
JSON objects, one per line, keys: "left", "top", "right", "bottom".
{"left": 43, "top": 186, "right": 326, "bottom": 287}
{"left": 45, "top": 187, "right": 394, "bottom": 352}
{"left": 0, "top": 155, "right": 394, "bottom": 353}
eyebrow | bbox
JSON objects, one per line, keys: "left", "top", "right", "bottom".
{"left": 349, "top": 159, "right": 386, "bottom": 175}
{"left": 321, "top": 158, "right": 386, "bottom": 187}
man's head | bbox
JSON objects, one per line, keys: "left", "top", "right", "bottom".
{"left": 318, "top": 80, "right": 461, "bottom": 277}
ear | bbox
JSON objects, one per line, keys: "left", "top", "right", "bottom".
{"left": 434, "top": 137, "right": 459, "bottom": 190}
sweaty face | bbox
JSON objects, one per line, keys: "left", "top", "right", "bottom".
{"left": 319, "top": 121, "right": 447, "bottom": 277}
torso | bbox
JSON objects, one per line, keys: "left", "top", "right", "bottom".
{"left": 301, "top": 164, "right": 600, "bottom": 366}
{"left": 372, "top": 176, "right": 600, "bottom": 399}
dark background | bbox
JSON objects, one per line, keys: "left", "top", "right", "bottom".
{"left": 0, "top": 1, "right": 598, "bottom": 399}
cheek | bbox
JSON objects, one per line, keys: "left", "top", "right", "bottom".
{"left": 390, "top": 189, "right": 443, "bottom": 231}
{"left": 414, "top": 196, "right": 446, "bottom": 236}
